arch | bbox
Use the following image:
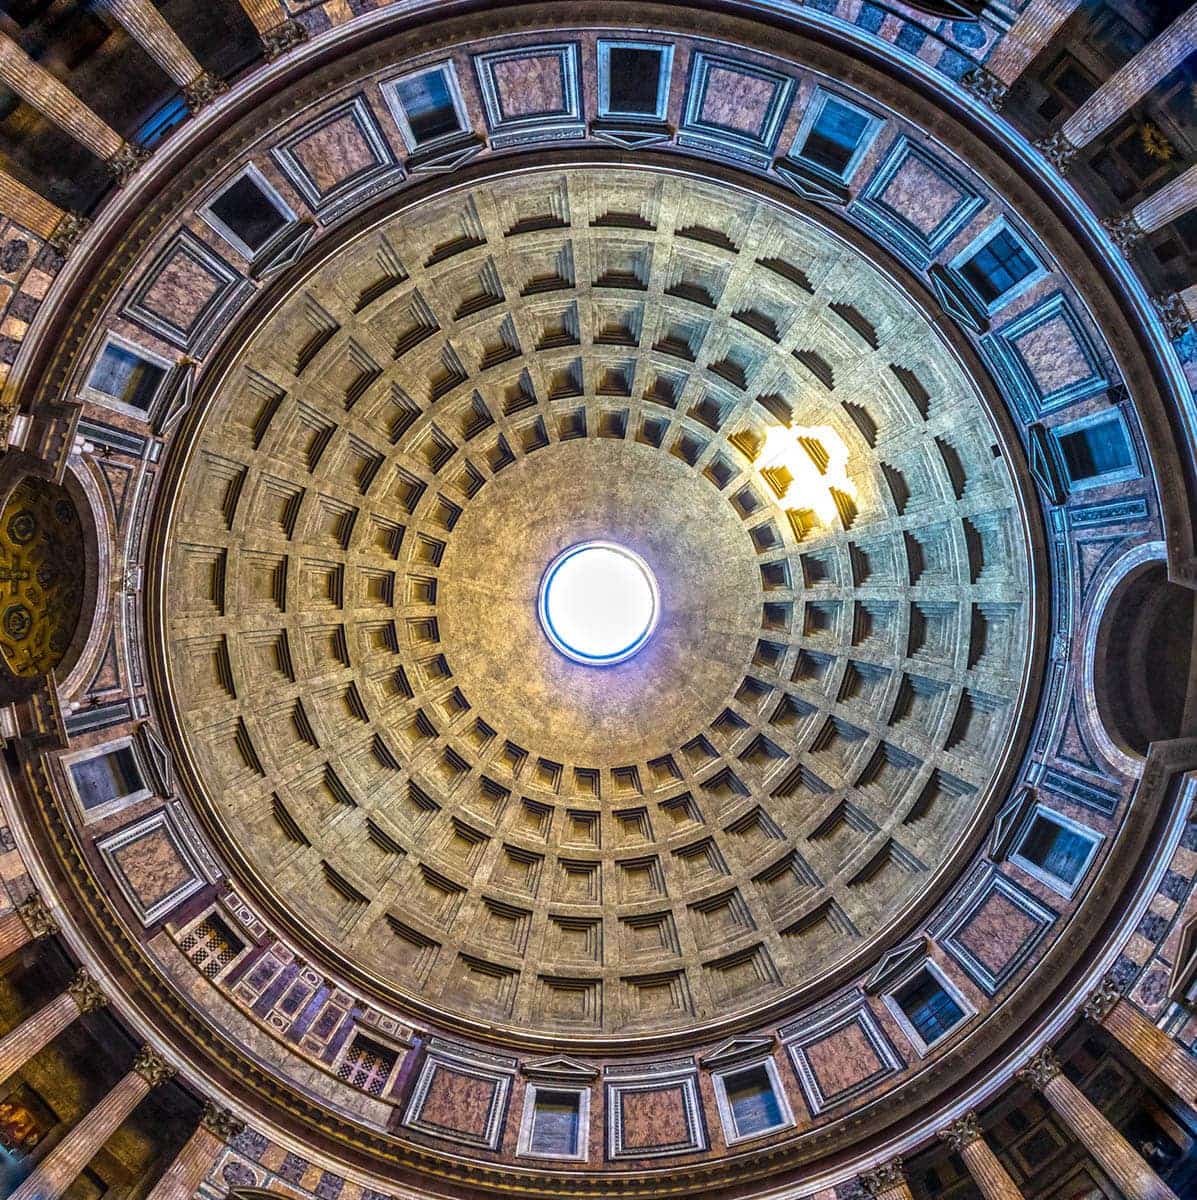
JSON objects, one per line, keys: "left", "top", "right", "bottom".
{"left": 1091, "top": 550, "right": 1196, "bottom": 761}
{"left": 0, "top": 476, "right": 86, "bottom": 702}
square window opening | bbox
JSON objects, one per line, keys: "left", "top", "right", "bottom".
{"left": 395, "top": 69, "right": 463, "bottom": 145}
{"left": 88, "top": 342, "right": 167, "bottom": 412}
{"left": 724, "top": 1064, "right": 784, "bottom": 1137}
{"left": 1057, "top": 417, "right": 1134, "bottom": 482}
{"left": 607, "top": 46, "right": 666, "bottom": 115}
{"left": 893, "top": 970, "right": 964, "bottom": 1046}
{"left": 209, "top": 174, "right": 290, "bottom": 254}
{"left": 338, "top": 1034, "right": 399, "bottom": 1097}
{"left": 70, "top": 745, "right": 145, "bottom": 811}
{"left": 798, "top": 98, "right": 871, "bottom": 177}
{"left": 529, "top": 1088, "right": 583, "bottom": 1157}
{"left": 959, "top": 229, "right": 1038, "bottom": 305}
{"left": 1018, "top": 813, "right": 1095, "bottom": 885}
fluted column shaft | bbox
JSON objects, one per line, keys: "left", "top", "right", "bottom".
{"left": 1039, "top": 1070, "right": 1178, "bottom": 1199}
{"left": 236, "top": 0, "right": 289, "bottom": 33}
{"left": 986, "top": 0, "right": 1081, "bottom": 86}
{"left": 1131, "top": 164, "right": 1197, "bottom": 235}
{"left": 960, "top": 1138, "right": 1025, "bottom": 1200}
{"left": 0, "top": 910, "right": 33, "bottom": 960}
{"left": 0, "top": 34, "right": 123, "bottom": 160}
{"left": 1060, "top": 8, "right": 1197, "bottom": 151}
{"left": 0, "top": 992, "right": 78, "bottom": 1084}
{"left": 0, "top": 170, "right": 62, "bottom": 240}
{"left": 1100, "top": 997, "right": 1197, "bottom": 1103}
{"left": 9, "top": 1070, "right": 151, "bottom": 1200}
{"left": 144, "top": 1123, "right": 221, "bottom": 1200}
{"left": 96, "top": 0, "right": 203, "bottom": 87}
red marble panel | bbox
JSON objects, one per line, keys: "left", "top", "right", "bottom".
{"left": 140, "top": 249, "right": 222, "bottom": 331}
{"left": 111, "top": 827, "right": 193, "bottom": 909}
{"left": 1011, "top": 315, "right": 1091, "bottom": 395}
{"left": 878, "top": 156, "right": 963, "bottom": 234}
{"left": 619, "top": 1085, "right": 690, "bottom": 1149}
{"left": 699, "top": 68, "right": 777, "bottom": 135}
{"left": 493, "top": 56, "right": 565, "bottom": 118}
{"left": 803, "top": 1020, "right": 882, "bottom": 1098}
{"left": 418, "top": 1065, "right": 498, "bottom": 1137}
{"left": 290, "top": 115, "right": 379, "bottom": 193}
{"left": 954, "top": 888, "right": 1040, "bottom": 975}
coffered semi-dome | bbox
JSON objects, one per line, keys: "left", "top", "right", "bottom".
{"left": 0, "top": 2, "right": 1193, "bottom": 1200}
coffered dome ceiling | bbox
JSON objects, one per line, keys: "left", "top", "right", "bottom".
{"left": 159, "top": 168, "right": 1035, "bottom": 1040}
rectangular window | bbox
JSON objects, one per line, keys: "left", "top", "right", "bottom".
{"left": 959, "top": 229, "right": 1038, "bottom": 306}
{"left": 519, "top": 1084, "right": 589, "bottom": 1159}
{"left": 337, "top": 1035, "right": 399, "bottom": 1097}
{"left": 385, "top": 64, "right": 468, "bottom": 152}
{"left": 179, "top": 911, "right": 245, "bottom": 980}
{"left": 1057, "top": 415, "right": 1135, "bottom": 483}
{"left": 795, "top": 96, "right": 873, "bottom": 178}
{"left": 598, "top": 41, "right": 672, "bottom": 120}
{"left": 530, "top": 1090, "right": 582, "bottom": 1156}
{"left": 69, "top": 744, "right": 146, "bottom": 812}
{"left": 87, "top": 340, "right": 167, "bottom": 413}
{"left": 725, "top": 1065, "right": 784, "bottom": 1138}
{"left": 1018, "top": 813, "right": 1097, "bottom": 887}
{"left": 206, "top": 169, "right": 291, "bottom": 256}
{"left": 893, "top": 970, "right": 965, "bottom": 1046}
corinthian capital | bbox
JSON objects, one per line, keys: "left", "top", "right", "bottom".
{"left": 132, "top": 1045, "right": 176, "bottom": 1087}
{"left": 201, "top": 1099, "right": 245, "bottom": 1141}
{"left": 938, "top": 1111, "right": 981, "bottom": 1152}
{"left": 860, "top": 1157, "right": 906, "bottom": 1196}
{"left": 1016, "top": 1046, "right": 1062, "bottom": 1092}
{"left": 17, "top": 892, "right": 58, "bottom": 939}
{"left": 67, "top": 968, "right": 107, "bottom": 1014}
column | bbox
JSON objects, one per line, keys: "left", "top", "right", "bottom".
{"left": 1101, "top": 163, "right": 1197, "bottom": 253}
{"left": 1017, "top": 1048, "right": 1179, "bottom": 1200}
{"left": 145, "top": 1101, "right": 243, "bottom": 1200}
{"left": 1037, "top": 7, "right": 1197, "bottom": 171}
{"left": 859, "top": 1158, "right": 914, "bottom": 1200}
{"left": 0, "top": 892, "right": 59, "bottom": 960}
{"left": 964, "top": 0, "right": 1082, "bottom": 106}
{"left": 1083, "top": 976, "right": 1197, "bottom": 1104}
{"left": 95, "top": 0, "right": 224, "bottom": 112}
{"left": 1152, "top": 286, "right": 1197, "bottom": 339}
{"left": 9, "top": 1046, "right": 174, "bottom": 1200}
{"left": 0, "top": 33, "right": 147, "bottom": 184}
{"left": 0, "top": 970, "right": 106, "bottom": 1084}
{"left": 234, "top": 0, "right": 307, "bottom": 59}
{"left": 0, "top": 169, "right": 88, "bottom": 256}
{"left": 939, "top": 1113, "right": 1025, "bottom": 1200}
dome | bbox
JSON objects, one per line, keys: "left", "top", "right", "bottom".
{"left": 0, "top": 2, "right": 1194, "bottom": 1199}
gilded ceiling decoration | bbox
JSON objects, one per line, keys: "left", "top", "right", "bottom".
{"left": 0, "top": 478, "right": 83, "bottom": 682}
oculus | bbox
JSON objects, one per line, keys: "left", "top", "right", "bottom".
{"left": 537, "top": 541, "right": 659, "bottom": 666}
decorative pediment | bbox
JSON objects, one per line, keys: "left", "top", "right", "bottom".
{"left": 1169, "top": 913, "right": 1197, "bottom": 1004}
{"left": 590, "top": 122, "right": 672, "bottom": 150}
{"left": 251, "top": 220, "right": 317, "bottom": 281}
{"left": 154, "top": 358, "right": 196, "bottom": 435}
{"left": 521, "top": 1054, "right": 599, "bottom": 1082}
{"left": 989, "top": 785, "right": 1037, "bottom": 860}
{"left": 407, "top": 137, "right": 486, "bottom": 175}
{"left": 863, "top": 935, "right": 927, "bottom": 994}
{"left": 136, "top": 720, "right": 176, "bottom": 797}
{"left": 773, "top": 158, "right": 850, "bottom": 206}
{"left": 928, "top": 264, "right": 989, "bottom": 334}
{"left": 699, "top": 1035, "right": 775, "bottom": 1069}
{"left": 1027, "top": 425, "right": 1068, "bottom": 505}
